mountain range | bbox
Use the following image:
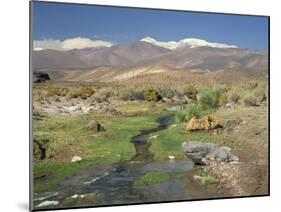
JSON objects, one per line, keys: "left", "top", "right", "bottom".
{"left": 32, "top": 37, "right": 268, "bottom": 82}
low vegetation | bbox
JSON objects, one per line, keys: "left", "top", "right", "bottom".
{"left": 33, "top": 80, "right": 268, "bottom": 196}
{"left": 143, "top": 88, "right": 162, "bottom": 101}
{"left": 69, "top": 87, "right": 95, "bottom": 99}
{"left": 198, "top": 90, "right": 221, "bottom": 109}
{"left": 183, "top": 85, "right": 198, "bottom": 100}
{"left": 133, "top": 171, "right": 169, "bottom": 188}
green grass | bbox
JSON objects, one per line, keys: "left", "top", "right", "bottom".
{"left": 33, "top": 110, "right": 167, "bottom": 193}
{"left": 115, "top": 102, "right": 166, "bottom": 114}
{"left": 201, "top": 175, "right": 216, "bottom": 185}
{"left": 33, "top": 101, "right": 220, "bottom": 194}
{"left": 149, "top": 123, "right": 222, "bottom": 160}
{"left": 133, "top": 171, "right": 169, "bottom": 188}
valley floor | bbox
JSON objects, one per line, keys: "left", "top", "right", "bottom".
{"left": 32, "top": 82, "right": 269, "bottom": 209}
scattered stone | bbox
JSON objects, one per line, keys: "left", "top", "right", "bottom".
{"left": 34, "top": 192, "right": 59, "bottom": 201}
{"left": 186, "top": 115, "right": 221, "bottom": 131}
{"left": 45, "top": 108, "right": 61, "bottom": 115}
{"left": 68, "top": 105, "right": 82, "bottom": 113}
{"left": 168, "top": 155, "right": 176, "bottom": 160}
{"left": 36, "top": 200, "right": 59, "bottom": 208}
{"left": 71, "top": 194, "right": 79, "bottom": 199}
{"left": 182, "top": 141, "right": 239, "bottom": 165}
{"left": 150, "top": 134, "right": 158, "bottom": 139}
{"left": 162, "top": 97, "right": 171, "bottom": 102}
{"left": 86, "top": 120, "right": 105, "bottom": 132}
{"left": 172, "top": 96, "right": 181, "bottom": 102}
{"left": 71, "top": 156, "right": 82, "bottom": 163}
{"left": 225, "top": 103, "right": 235, "bottom": 109}
{"left": 193, "top": 175, "right": 203, "bottom": 181}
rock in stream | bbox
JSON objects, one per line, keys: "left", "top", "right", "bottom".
{"left": 182, "top": 141, "right": 239, "bottom": 165}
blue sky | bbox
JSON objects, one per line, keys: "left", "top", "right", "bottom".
{"left": 32, "top": 1, "right": 269, "bottom": 50}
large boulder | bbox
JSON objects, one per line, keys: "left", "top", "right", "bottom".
{"left": 182, "top": 141, "right": 239, "bottom": 165}
{"left": 186, "top": 115, "right": 221, "bottom": 131}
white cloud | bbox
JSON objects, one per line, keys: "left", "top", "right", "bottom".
{"left": 33, "top": 37, "right": 113, "bottom": 51}
{"left": 141, "top": 36, "right": 238, "bottom": 49}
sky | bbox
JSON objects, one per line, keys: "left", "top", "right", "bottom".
{"left": 32, "top": 1, "right": 269, "bottom": 51}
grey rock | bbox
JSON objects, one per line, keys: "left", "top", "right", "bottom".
{"left": 68, "top": 105, "right": 82, "bottom": 112}
{"left": 71, "top": 156, "right": 82, "bottom": 163}
{"left": 33, "top": 72, "right": 50, "bottom": 83}
{"left": 182, "top": 141, "right": 239, "bottom": 165}
{"left": 45, "top": 108, "right": 61, "bottom": 114}
{"left": 36, "top": 200, "right": 59, "bottom": 208}
{"left": 86, "top": 120, "right": 105, "bottom": 132}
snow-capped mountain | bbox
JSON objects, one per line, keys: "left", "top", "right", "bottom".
{"left": 33, "top": 37, "right": 267, "bottom": 72}
{"left": 140, "top": 37, "right": 238, "bottom": 49}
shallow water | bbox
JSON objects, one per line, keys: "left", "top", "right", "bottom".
{"left": 34, "top": 114, "right": 221, "bottom": 209}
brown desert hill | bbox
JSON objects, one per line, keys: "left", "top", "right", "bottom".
{"left": 33, "top": 44, "right": 268, "bottom": 74}
{"left": 139, "top": 47, "right": 268, "bottom": 71}
{"left": 39, "top": 64, "right": 267, "bottom": 85}
{"left": 42, "top": 64, "right": 177, "bottom": 83}
{"left": 33, "top": 40, "right": 268, "bottom": 84}
{"left": 32, "top": 49, "right": 87, "bottom": 70}
{"left": 77, "top": 41, "right": 171, "bottom": 67}
{"left": 33, "top": 41, "right": 170, "bottom": 70}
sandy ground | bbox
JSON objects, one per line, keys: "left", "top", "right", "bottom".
{"left": 209, "top": 105, "right": 269, "bottom": 196}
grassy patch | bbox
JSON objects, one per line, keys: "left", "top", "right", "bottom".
{"left": 149, "top": 122, "right": 222, "bottom": 160}
{"left": 201, "top": 175, "right": 216, "bottom": 185}
{"left": 33, "top": 111, "right": 166, "bottom": 193}
{"left": 116, "top": 102, "right": 166, "bottom": 114}
{"left": 133, "top": 171, "right": 169, "bottom": 188}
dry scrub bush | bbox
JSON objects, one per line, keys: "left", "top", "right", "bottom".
{"left": 119, "top": 87, "right": 144, "bottom": 101}
{"left": 91, "top": 87, "right": 115, "bottom": 102}
{"left": 218, "top": 93, "right": 228, "bottom": 106}
{"left": 254, "top": 89, "right": 267, "bottom": 103}
{"left": 46, "top": 87, "right": 61, "bottom": 97}
{"left": 157, "top": 87, "right": 176, "bottom": 99}
{"left": 183, "top": 85, "right": 198, "bottom": 100}
{"left": 69, "top": 87, "right": 95, "bottom": 99}
{"left": 228, "top": 91, "right": 240, "bottom": 103}
{"left": 243, "top": 94, "right": 258, "bottom": 107}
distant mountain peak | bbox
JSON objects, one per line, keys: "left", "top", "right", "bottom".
{"left": 140, "top": 37, "right": 238, "bottom": 49}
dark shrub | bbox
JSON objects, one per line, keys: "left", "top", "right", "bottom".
{"left": 243, "top": 94, "right": 258, "bottom": 107}
{"left": 229, "top": 91, "right": 240, "bottom": 103}
{"left": 143, "top": 89, "right": 162, "bottom": 101}
{"left": 198, "top": 90, "right": 221, "bottom": 109}
{"left": 255, "top": 89, "right": 267, "bottom": 103}
{"left": 248, "top": 82, "right": 259, "bottom": 89}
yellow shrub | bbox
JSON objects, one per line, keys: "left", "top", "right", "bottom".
{"left": 46, "top": 87, "right": 61, "bottom": 97}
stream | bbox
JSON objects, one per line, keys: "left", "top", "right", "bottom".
{"left": 34, "top": 113, "right": 220, "bottom": 209}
